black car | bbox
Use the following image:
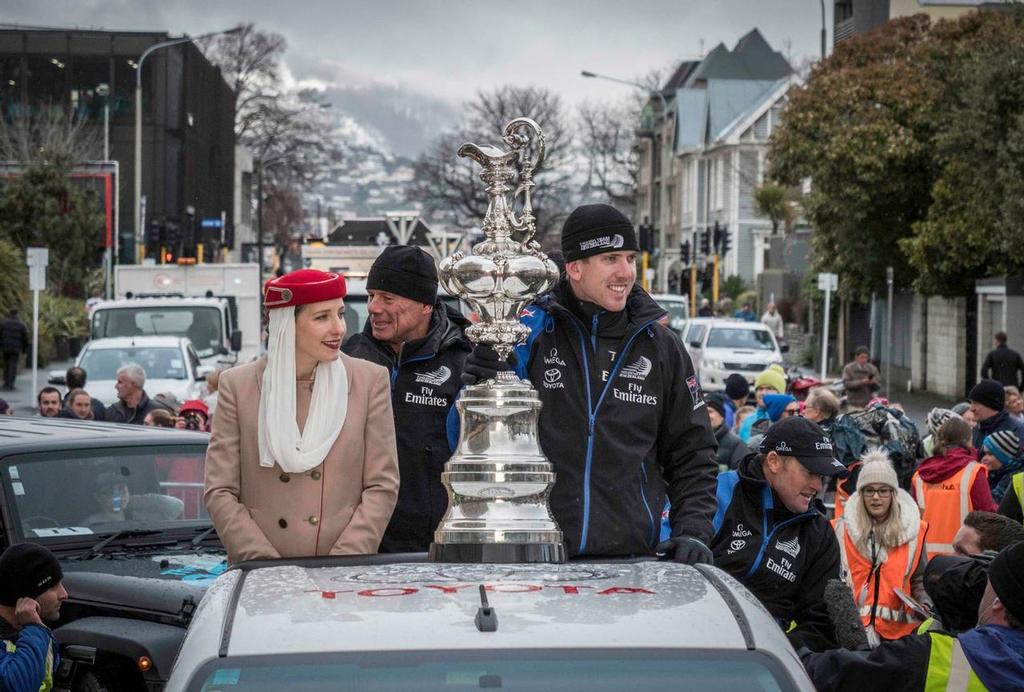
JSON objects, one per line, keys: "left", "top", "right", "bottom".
{"left": 0, "top": 415, "right": 224, "bottom": 691}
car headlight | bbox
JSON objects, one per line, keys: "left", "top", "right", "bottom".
{"left": 702, "top": 359, "right": 725, "bottom": 370}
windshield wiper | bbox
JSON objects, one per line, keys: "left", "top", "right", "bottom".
{"left": 191, "top": 525, "right": 218, "bottom": 548}
{"left": 79, "top": 529, "right": 162, "bottom": 560}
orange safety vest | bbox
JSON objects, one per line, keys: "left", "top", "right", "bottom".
{"left": 832, "top": 461, "right": 862, "bottom": 521}
{"left": 912, "top": 462, "right": 983, "bottom": 556}
{"left": 833, "top": 517, "right": 928, "bottom": 640}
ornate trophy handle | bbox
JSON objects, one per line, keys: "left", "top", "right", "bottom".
{"left": 503, "top": 118, "right": 545, "bottom": 246}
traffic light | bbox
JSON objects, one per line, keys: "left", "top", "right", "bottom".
{"left": 680, "top": 240, "right": 690, "bottom": 265}
{"left": 638, "top": 224, "right": 655, "bottom": 253}
{"left": 713, "top": 221, "right": 723, "bottom": 252}
{"left": 700, "top": 228, "right": 711, "bottom": 256}
{"left": 720, "top": 225, "right": 732, "bottom": 256}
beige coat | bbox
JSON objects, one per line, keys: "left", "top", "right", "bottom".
{"left": 204, "top": 354, "right": 399, "bottom": 564}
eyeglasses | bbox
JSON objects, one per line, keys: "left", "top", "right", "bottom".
{"left": 783, "top": 407, "right": 802, "bottom": 417}
{"left": 862, "top": 487, "right": 893, "bottom": 498}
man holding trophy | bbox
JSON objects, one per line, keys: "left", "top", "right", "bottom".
{"left": 463, "top": 202, "right": 719, "bottom": 562}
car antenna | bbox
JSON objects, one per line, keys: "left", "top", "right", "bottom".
{"left": 474, "top": 585, "right": 498, "bottom": 633}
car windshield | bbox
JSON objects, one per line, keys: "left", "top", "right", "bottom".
{"left": 3, "top": 445, "right": 210, "bottom": 541}
{"left": 92, "top": 307, "right": 223, "bottom": 358}
{"left": 188, "top": 650, "right": 793, "bottom": 691}
{"left": 656, "top": 300, "right": 688, "bottom": 332}
{"left": 684, "top": 324, "right": 706, "bottom": 345}
{"left": 706, "top": 327, "right": 776, "bottom": 351}
{"left": 80, "top": 347, "right": 188, "bottom": 381}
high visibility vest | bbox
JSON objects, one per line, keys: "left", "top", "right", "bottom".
{"left": 924, "top": 632, "right": 987, "bottom": 691}
{"left": 1013, "top": 472, "right": 1024, "bottom": 511}
{"left": 912, "top": 463, "right": 983, "bottom": 555}
{"left": 833, "top": 517, "right": 928, "bottom": 640}
{"left": 4, "top": 637, "right": 54, "bottom": 692}
{"left": 832, "top": 461, "right": 862, "bottom": 520}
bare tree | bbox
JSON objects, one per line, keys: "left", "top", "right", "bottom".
{"left": 262, "top": 182, "right": 305, "bottom": 258}
{"left": 576, "top": 100, "right": 638, "bottom": 215}
{"left": 0, "top": 106, "right": 102, "bottom": 166}
{"left": 409, "top": 85, "right": 573, "bottom": 244}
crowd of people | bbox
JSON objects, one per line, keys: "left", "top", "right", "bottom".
{"left": 2, "top": 201, "right": 1024, "bottom": 690}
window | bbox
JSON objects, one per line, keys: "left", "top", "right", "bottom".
{"left": 79, "top": 346, "right": 189, "bottom": 381}
{"left": 91, "top": 306, "right": 225, "bottom": 358}
{"left": 25, "top": 55, "right": 67, "bottom": 110}
{"left": 707, "top": 327, "right": 775, "bottom": 351}
{"left": 0, "top": 56, "right": 25, "bottom": 121}
{"left": 69, "top": 56, "right": 110, "bottom": 123}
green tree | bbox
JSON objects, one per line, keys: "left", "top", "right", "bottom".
{"left": 900, "top": 10, "right": 1024, "bottom": 296}
{"left": 753, "top": 183, "right": 798, "bottom": 235}
{"left": 768, "top": 15, "right": 939, "bottom": 301}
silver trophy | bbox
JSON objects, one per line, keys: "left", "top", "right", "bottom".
{"left": 429, "top": 117, "right": 566, "bottom": 563}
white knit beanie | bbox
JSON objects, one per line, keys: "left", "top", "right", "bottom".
{"left": 856, "top": 449, "right": 899, "bottom": 491}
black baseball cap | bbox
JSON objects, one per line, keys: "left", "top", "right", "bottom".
{"left": 759, "top": 416, "right": 848, "bottom": 477}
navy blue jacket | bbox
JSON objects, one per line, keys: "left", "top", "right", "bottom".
{"left": 711, "top": 453, "right": 840, "bottom": 652}
{"left": 344, "top": 302, "right": 471, "bottom": 552}
{"left": 505, "top": 281, "right": 717, "bottom": 557}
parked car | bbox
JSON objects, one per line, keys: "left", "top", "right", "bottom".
{"left": 681, "top": 318, "right": 785, "bottom": 391}
{"left": 650, "top": 293, "right": 689, "bottom": 336}
{"left": 0, "top": 416, "right": 223, "bottom": 691}
{"left": 50, "top": 336, "right": 214, "bottom": 407}
{"left": 164, "top": 555, "right": 814, "bottom": 691}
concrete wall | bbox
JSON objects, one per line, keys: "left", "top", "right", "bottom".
{"left": 924, "top": 296, "right": 968, "bottom": 398}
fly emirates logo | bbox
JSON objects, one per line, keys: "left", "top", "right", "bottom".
{"left": 613, "top": 356, "right": 657, "bottom": 406}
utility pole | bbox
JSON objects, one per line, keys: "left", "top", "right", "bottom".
{"left": 886, "top": 266, "right": 894, "bottom": 399}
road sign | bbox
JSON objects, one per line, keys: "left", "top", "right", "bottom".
{"left": 26, "top": 247, "right": 49, "bottom": 409}
{"left": 817, "top": 272, "right": 837, "bottom": 379}
{"left": 817, "top": 272, "right": 838, "bottom": 292}
{"left": 201, "top": 218, "right": 223, "bottom": 229}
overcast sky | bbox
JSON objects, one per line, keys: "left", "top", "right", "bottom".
{"left": 4, "top": 0, "right": 831, "bottom": 105}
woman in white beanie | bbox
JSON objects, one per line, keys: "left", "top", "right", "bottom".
{"left": 832, "top": 449, "right": 931, "bottom": 646}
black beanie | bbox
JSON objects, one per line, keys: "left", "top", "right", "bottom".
{"left": 969, "top": 379, "right": 1006, "bottom": 412}
{"left": 725, "top": 373, "right": 751, "bottom": 402}
{"left": 989, "top": 541, "right": 1024, "bottom": 624}
{"left": 366, "top": 246, "right": 438, "bottom": 305}
{"left": 560, "top": 204, "right": 639, "bottom": 262}
{"left": 0, "top": 543, "right": 63, "bottom": 606}
{"left": 705, "top": 392, "right": 728, "bottom": 419}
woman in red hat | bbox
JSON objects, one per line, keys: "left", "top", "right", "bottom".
{"left": 204, "top": 269, "right": 399, "bottom": 564}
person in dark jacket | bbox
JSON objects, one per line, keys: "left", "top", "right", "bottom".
{"left": 343, "top": 245, "right": 471, "bottom": 552}
{"left": 105, "top": 363, "right": 170, "bottom": 425}
{"left": 0, "top": 309, "right": 28, "bottom": 391}
{"left": 710, "top": 416, "right": 850, "bottom": 652}
{"left": 969, "top": 378, "right": 1024, "bottom": 449}
{"left": 706, "top": 393, "right": 750, "bottom": 471}
{"left": 463, "top": 204, "right": 719, "bottom": 562}
{"left": 61, "top": 366, "right": 106, "bottom": 421}
{"left": 981, "top": 331, "right": 1024, "bottom": 389}
{"left": 0, "top": 543, "right": 66, "bottom": 692}
{"left": 801, "top": 541, "right": 1024, "bottom": 692}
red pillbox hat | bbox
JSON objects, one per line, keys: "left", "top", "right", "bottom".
{"left": 263, "top": 269, "right": 347, "bottom": 309}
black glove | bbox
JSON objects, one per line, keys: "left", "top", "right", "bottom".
{"left": 655, "top": 535, "right": 714, "bottom": 566}
{"left": 462, "top": 344, "right": 515, "bottom": 385}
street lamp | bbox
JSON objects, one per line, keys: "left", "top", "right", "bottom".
{"left": 580, "top": 70, "right": 667, "bottom": 113}
{"left": 819, "top": 0, "right": 827, "bottom": 59}
{"left": 133, "top": 26, "right": 241, "bottom": 263}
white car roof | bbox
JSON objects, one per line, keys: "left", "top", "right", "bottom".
{"left": 698, "top": 319, "right": 772, "bottom": 330}
{"left": 83, "top": 336, "right": 189, "bottom": 350}
{"left": 96, "top": 298, "right": 225, "bottom": 308}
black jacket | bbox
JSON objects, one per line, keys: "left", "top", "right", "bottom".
{"left": 0, "top": 316, "right": 28, "bottom": 354}
{"left": 343, "top": 302, "right": 471, "bottom": 552}
{"left": 710, "top": 453, "right": 841, "bottom": 652}
{"left": 105, "top": 391, "right": 168, "bottom": 425}
{"left": 511, "top": 280, "right": 718, "bottom": 557}
{"left": 981, "top": 345, "right": 1024, "bottom": 389}
{"left": 973, "top": 408, "right": 1024, "bottom": 450}
{"left": 714, "top": 425, "right": 750, "bottom": 470}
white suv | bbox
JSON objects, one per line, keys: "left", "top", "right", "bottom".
{"left": 682, "top": 319, "right": 784, "bottom": 391}
{"left": 165, "top": 555, "right": 813, "bottom": 691}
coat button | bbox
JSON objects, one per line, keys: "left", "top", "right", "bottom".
{"left": 278, "top": 518, "right": 288, "bottom": 529}
{"left": 308, "top": 515, "right": 319, "bottom": 526}
{"left": 279, "top": 473, "right": 290, "bottom": 483}
{"left": 311, "top": 470, "right": 322, "bottom": 480}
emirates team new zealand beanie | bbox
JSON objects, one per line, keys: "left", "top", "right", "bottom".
{"left": 561, "top": 204, "right": 639, "bottom": 262}
{"left": 366, "top": 245, "right": 438, "bottom": 305}
{"left": 0, "top": 543, "right": 63, "bottom": 606}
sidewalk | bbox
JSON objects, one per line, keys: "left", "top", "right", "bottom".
{"left": 2, "top": 357, "right": 76, "bottom": 415}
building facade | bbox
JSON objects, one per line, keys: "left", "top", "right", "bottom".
{"left": 835, "top": 0, "right": 1011, "bottom": 44}
{"left": 0, "top": 29, "right": 236, "bottom": 264}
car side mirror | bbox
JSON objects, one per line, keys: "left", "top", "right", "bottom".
{"left": 230, "top": 330, "right": 242, "bottom": 352}
{"left": 689, "top": 341, "right": 702, "bottom": 349}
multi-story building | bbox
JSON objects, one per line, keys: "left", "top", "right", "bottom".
{"left": 834, "top": 0, "right": 1011, "bottom": 44}
{"left": 635, "top": 29, "right": 795, "bottom": 291}
{"left": 0, "top": 28, "right": 236, "bottom": 264}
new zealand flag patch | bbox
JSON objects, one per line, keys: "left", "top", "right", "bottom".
{"left": 687, "top": 375, "right": 705, "bottom": 409}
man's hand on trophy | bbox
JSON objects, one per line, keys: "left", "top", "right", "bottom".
{"left": 462, "top": 344, "right": 516, "bottom": 385}
{"left": 655, "top": 535, "right": 714, "bottom": 566}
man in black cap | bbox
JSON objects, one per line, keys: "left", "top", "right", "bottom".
{"left": 802, "top": 541, "right": 1024, "bottom": 691}
{"left": 463, "top": 203, "right": 718, "bottom": 562}
{"left": 710, "top": 416, "right": 850, "bottom": 651}
{"left": 0, "top": 543, "right": 66, "bottom": 691}
{"left": 343, "top": 245, "right": 471, "bottom": 552}
{"left": 724, "top": 372, "right": 751, "bottom": 413}
{"left": 969, "top": 378, "right": 1024, "bottom": 449}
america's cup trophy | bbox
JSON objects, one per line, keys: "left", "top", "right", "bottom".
{"left": 429, "top": 117, "right": 566, "bottom": 563}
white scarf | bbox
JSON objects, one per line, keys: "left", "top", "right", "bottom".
{"left": 258, "top": 307, "right": 348, "bottom": 474}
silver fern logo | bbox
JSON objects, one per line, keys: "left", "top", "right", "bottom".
{"left": 415, "top": 366, "right": 452, "bottom": 386}
{"left": 619, "top": 356, "right": 652, "bottom": 381}
{"left": 775, "top": 536, "right": 801, "bottom": 559}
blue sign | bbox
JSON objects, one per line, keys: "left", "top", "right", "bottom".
{"left": 201, "top": 218, "right": 223, "bottom": 229}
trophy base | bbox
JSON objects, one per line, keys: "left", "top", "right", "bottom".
{"left": 428, "top": 541, "right": 566, "bottom": 564}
